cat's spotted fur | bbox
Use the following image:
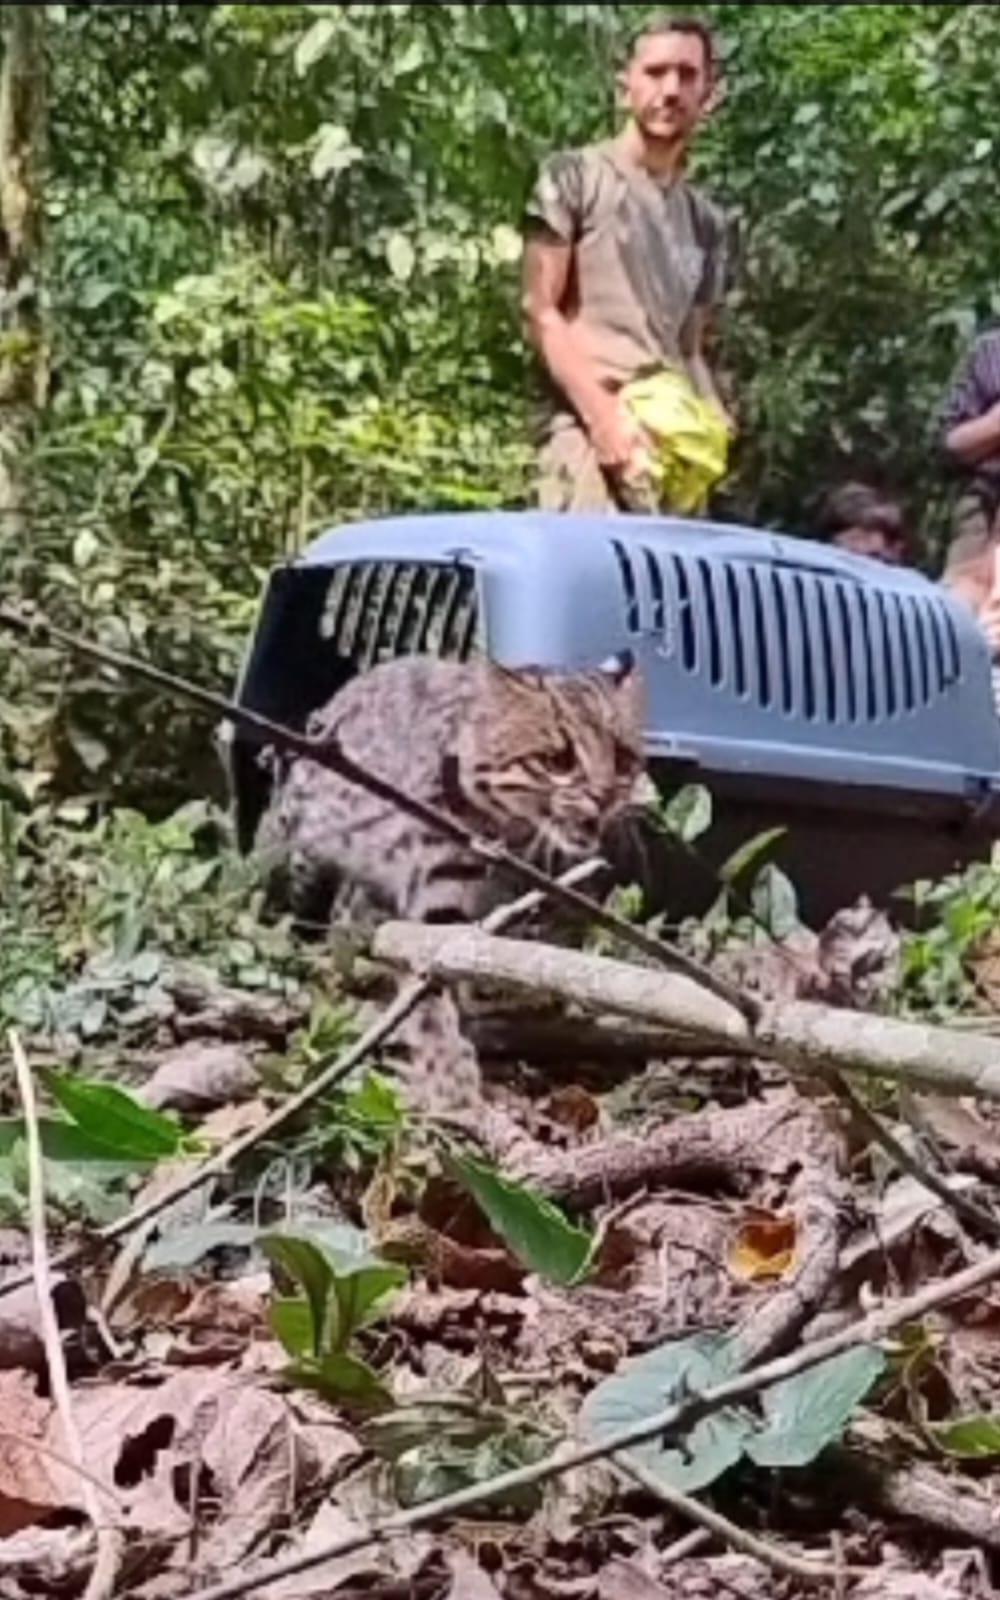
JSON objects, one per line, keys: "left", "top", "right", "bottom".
{"left": 256, "top": 652, "right": 652, "bottom": 1111}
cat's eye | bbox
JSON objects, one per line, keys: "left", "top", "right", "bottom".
{"left": 547, "top": 741, "right": 577, "bottom": 777}
{"left": 614, "top": 742, "right": 637, "bottom": 776}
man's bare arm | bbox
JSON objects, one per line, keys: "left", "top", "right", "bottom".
{"left": 521, "top": 231, "right": 637, "bottom": 472}
{"left": 945, "top": 402, "right": 1000, "bottom": 469}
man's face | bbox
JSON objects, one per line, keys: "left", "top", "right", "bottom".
{"left": 621, "top": 30, "right": 712, "bottom": 145}
{"left": 834, "top": 526, "right": 904, "bottom": 565}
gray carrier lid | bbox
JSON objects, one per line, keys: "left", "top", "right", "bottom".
{"left": 282, "top": 510, "right": 1000, "bottom": 803}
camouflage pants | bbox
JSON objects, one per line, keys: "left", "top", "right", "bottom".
{"left": 943, "top": 488, "right": 999, "bottom": 572}
{"left": 536, "top": 416, "right": 660, "bottom": 515}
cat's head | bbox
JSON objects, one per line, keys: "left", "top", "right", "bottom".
{"left": 453, "top": 650, "right": 655, "bottom": 867}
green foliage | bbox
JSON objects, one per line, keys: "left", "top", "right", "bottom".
{"left": 0, "top": 795, "right": 313, "bottom": 1045}
{"left": 42, "top": 1070, "right": 191, "bottom": 1162}
{"left": 3, "top": 2, "right": 996, "bottom": 816}
{"left": 581, "top": 1332, "right": 886, "bottom": 1493}
{"left": 262, "top": 1223, "right": 406, "bottom": 1411}
{"left": 0, "top": 1069, "right": 190, "bottom": 1226}
{"left": 930, "top": 1415, "right": 1000, "bottom": 1460}
{"left": 444, "top": 1149, "right": 595, "bottom": 1288}
{"left": 895, "top": 854, "right": 1000, "bottom": 1017}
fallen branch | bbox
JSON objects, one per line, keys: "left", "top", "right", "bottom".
{"left": 373, "top": 924, "right": 752, "bottom": 1048}
{"left": 0, "top": 603, "right": 749, "bottom": 1016}
{"left": 373, "top": 922, "right": 1000, "bottom": 1100}
{"left": 178, "top": 1238, "right": 1000, "bottom": 1600}
{"left": 9, "top": 1031, "right": 121, "bottom": 1600}
{"left": 761, "top": 1000, "right": 1000, "bottom": 1100}
{"left": 508, "top": 1098, "right": 806, "bottom": 1209}
{"left": 854, "top": 1454, "right": 1000, "bottom": 1550}
{"left": 0, "top": 865, "right": 601, "bottom": 1305}
{"left": 621, "top": 1459, "right": 845, "bottom": 1586}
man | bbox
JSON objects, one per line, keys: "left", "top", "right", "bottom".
{"left": 937, "top": 324, "right": 1000, "bottom": 570}
{"left": 814, "top": 482, "right": 911, "bottom": 566}
{"left": 521, "top": 14, "right": 730, "bottom": 515}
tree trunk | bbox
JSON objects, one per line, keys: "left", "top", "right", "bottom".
{"left": 0, "top": 5, "right": 46, "bottom": 540}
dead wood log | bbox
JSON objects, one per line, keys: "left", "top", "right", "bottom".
{"left": 372, "top": 924, "right": 1000, "bottom": 1100}
{"left": 372, "top": 924, "right": 753, "bottom": 1048}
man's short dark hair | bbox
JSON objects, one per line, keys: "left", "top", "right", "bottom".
{"left": 815, "top": 482, "right": 908, "bottom": 547}
{"left": 627, "top": 14, "right": 717, "bottom": 79}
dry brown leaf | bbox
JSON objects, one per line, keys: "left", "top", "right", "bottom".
{"left": 176, "top": 1273, "right": 271, "bottom": 1337}
{"left": 0, "top": 1365, "right": 360, "bottom": 1572}
{"left": 380, "top": 1219, "right": 525, "bottom": 1294}
{"left": 542, "top": 1085, "right": 601, "bottom": 1135}
{"left": 143, "top": 1041, "right": 260, "bottom": 1111}
{"left": 444, "top": 1547, "right": 504, "bottom": 1598}
{"left": 596, "top": 1559, "right": 675, "bottom": 1600}
{"left": 196, "top": 1096, "right": 273, "bottom": 1147}
{"left": 913, "top": 1096, "right": 1000, "bottom": 1179}
{"left": 727, "top": 1211, "right": 798, "bottom": 1282}
{"left": 258, "top": 1498, "right": 432, "bottom": 1598}
{"left": 0, "top": 1526, "right": 97, "bottom": 1595}
{"left": 0, "top": 1370, "right": 72, "bottom": 1537}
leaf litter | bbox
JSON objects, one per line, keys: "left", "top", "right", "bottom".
{"left": 1, "top": 869, "right": 999, "bottom": 1600}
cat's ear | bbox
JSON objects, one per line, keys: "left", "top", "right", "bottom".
{"left": 596, "top": 649, "right": 644, "bottom": 715}
{"left": 596, "top": 648, "right": 636, "bottom": 686}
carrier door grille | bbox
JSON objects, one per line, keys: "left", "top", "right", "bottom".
{"left": 610, "top": 540, "right": 962, "bottom": 724}
{"left": 320, "top": 560, "right": 481, "bottom": 666}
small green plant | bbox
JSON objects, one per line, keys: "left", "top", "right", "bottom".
{"left": 368, "top": 1365, "right": 556, "bottom": 1511}
{"left": 895, "top": 855, "right": 1000, "bottom": 1017}
{"left": 262, "top": 1225, "right": 407, "bottom": 1412}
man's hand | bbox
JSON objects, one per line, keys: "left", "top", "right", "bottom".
{"left": 586, "top": 398, "right": 647, "bottom": 476}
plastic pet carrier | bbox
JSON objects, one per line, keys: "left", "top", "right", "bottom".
{"left": 223, "top": 511, "right": 1000, "bottom": 923}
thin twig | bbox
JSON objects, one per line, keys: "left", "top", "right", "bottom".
{"left": 660, "top": 1528, "right": 712, "bottom": 1566}
{"left": 178, "top": 1239, "right": 1000, "bottom": 1600}
{"left": 0, "top": 863, "right": 604, "bottom": 1306}
{"left": 621, "top": 1460, "right": 847, "bottom": 1585}
{"left": 826, "top": 1067, "right": 1000, "bottom": 1241}
{"left": 0, "top": 602, "right": 751, "bottom": 1017}
{"left": 9, "top": 1030, "right": 121, "bottom": 1600}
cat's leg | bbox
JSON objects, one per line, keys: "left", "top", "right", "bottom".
{"left": 392, "top": 983, "right": 483, "bottom": 1116}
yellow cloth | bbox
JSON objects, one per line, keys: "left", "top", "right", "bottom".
{"left": 621, "top": 369, "right": 729, "bottom": 515}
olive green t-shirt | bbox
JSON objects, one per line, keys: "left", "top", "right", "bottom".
{"left": 524, "top": 139, "right": 728, "bottom": 411}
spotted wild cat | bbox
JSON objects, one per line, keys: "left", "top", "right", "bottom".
{"left": 255, "top": 651, "right": 652, "bottom": 1111}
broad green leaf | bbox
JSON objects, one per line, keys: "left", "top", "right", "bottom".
{"left": 0, "top": 1117, "right": 151, "bottom": 1174}
{"left": 719, "top": 828, "right": 787, "bottom": 887}
{"left": 260, "top": 1233, "right": 334, "bottom": 1358}
{"left": 330, "top": 1262, "right": 407, "bottom": 1344}
{"left": 386, "top": 233, "right": 416, "bottom": 283}
{"left": 444, "top": 1151, "right": 594, "bottom": 1287}
{"left": 42, "top": 1073, "right": 186, "bottom": 1162}
{"left": 660, "top": 784, "right": 712, "bottom": 844}
{"left": 581, "top": 1334, "right": 750, "bottom": 1493}
{"left": 751, "top": 864, "right": 801, "bottom": 940}
{"left": 930, "top": 1415, "right": 1000, "bottom": 1460}
{"left": 336, "top": 1071, "right": 405, "bottom": 1133}
{"left": 271, "top": 1298, "right": 314, "bottom": 1361}
{"left": 310, "top": 123, "right": 363, "bottom": 181}
{"left": 297, "top": 1351, "right": 394, "bottom": 1413}
{"left": 294, "top": 16, "right": 337, "bottom": 76}
{"left": 746, "top": 1347, "right": 886, "bottom": 1468}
